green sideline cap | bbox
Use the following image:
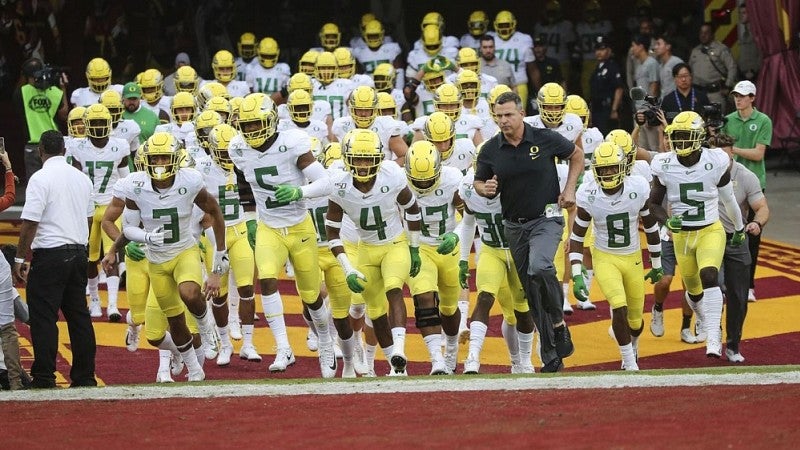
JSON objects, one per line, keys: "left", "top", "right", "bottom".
{"left": 123, "top": 82, "right": 142, "bottom": 99}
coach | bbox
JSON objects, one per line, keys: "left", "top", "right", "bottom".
{"left": 13, "top": 130, "right": 96, "bottom": 388}
{"left": 474, "top": 92, "right": 583, "bottom": 372}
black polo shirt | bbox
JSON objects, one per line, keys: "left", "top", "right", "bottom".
{"left": 475, "top": 122, "right": 575, "bottom": 221}
{"left": 660, "top": 88, "right": 711, "bottom": 123}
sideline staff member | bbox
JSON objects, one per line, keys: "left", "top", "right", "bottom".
{"left": 13, "top": 130, "right": 96, "bottom": 388}
{"left": 473, "top": 92, "right": 583, "bottom": 372}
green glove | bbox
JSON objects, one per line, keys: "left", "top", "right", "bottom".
{"left": 665, "top": 214, "right": 683, "bottom": 234}
{"left": 423, "top": 56, "right": 455, "bottom": 73}
{"left": 275, "top": 185, "right": 303, "bottom": 203}
{"left": 345, "top": 271, "right": 367, "bottom": 293}
{"left": 458, "top": 260, "right": 470, "bottom": 289}
{"left": 409, "top": 246, "right": 421, "bottom": 278}
{"left": 124, "top": 242, "right": 145, "bottom": 262}
{"left": 572, "top": 274, "right": 589, "bottom": 302}
{"left": 436, "top": 232, "right": 459, "bottom": 255}
{"left": 246, "top": 219, "right": 257, "bottom": 250}
{"left": 729, "top": 228, "right": 746, "bottom": 246}
{"left": 644, "top": 267, "right": 664, "bottom": 284}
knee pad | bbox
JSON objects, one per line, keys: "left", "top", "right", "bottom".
{"left": 413, "top": 294, "right": 442, "bottom": 329}
{"left": 349, "top": 303, "right": 365, "bottom": 320}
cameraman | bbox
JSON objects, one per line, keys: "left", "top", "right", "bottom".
{"left": 660, "top": 63, "right": 711, "bottom": 124}
{"left": 631, "top": 34, "right": 661, "bottom": 151}
{"left": 12, "top": 58, "right": 69, "bottom": 181}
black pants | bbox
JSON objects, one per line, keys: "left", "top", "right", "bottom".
{"left": 504, "top": 216, "right": 565, "bottom": 366}
{"left": 746, "top": 205, "right": 762, "bottom": 290}
{"left": 28, "top": 245, "right": 96, "bottom": 387}
{"left": 719, "top": 235, "right": 752, "bottom": 353}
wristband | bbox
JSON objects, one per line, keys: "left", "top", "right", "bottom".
{"left": 569, "top": 232, "right": 584, "bottom": 243}
{"left": 574, "top": 216, "right": 590, "bottom": 228}
{"left": 650, "top": 256, "right": 662, "bottom": 270}
{"left": 568, "top": 252, "right": 583, "bottom": 264}
{"left": 328, "top": 239, "right": 344, "bottom": 250}
{"left": 408, "top": 230, "right": 420, "bottom": 247}
{"left": 647, "top": 243, "right": 662, "bottom": 255}
{"left": 14, "top": 257, "right": 26, "bottom": 264}
{"left": 570, "top": 263, "right": 583, "bottom": 278}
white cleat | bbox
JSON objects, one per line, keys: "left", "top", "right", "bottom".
{"left": 747, "top": 289, "right": 757, "bottom": 303}
{"left": 650, "top": 306, "right": 665, "bottom": 337}
{"left": 622, "top": 361, "right": 640, "bottom": 371}
{"left": 107, "top": 305, "right": 122, "bottom": 323}
{"left": 576, "top": 299, "right": 596, "bottom": 310}
{"left": 681, "top": 328, "right": 698, "bottom": 344}
{"left": 390, "top": 352, "right": 408, "bottom": 375}
{"left": 463, "top": 353, "right": 480, "bottom": 374}
{"left": 725, "top": 348, "right": 745, "bottom": 363}
{"left": 706, "top": 337, "right": 722, "bottom": 358}
{"left": 89, "top": 297, "right": 102, "bottom": 318}
{"left": 170, "top": 355, "right": 185, "bottom": 377}
{"left": 387, "top": 367, "right": 408, "bottom": 377}
{"left": 216, "top": 342, "right": 234, "bottom": 366}
{"left": 187, "top": 366, "right": 205, "bottom": 382}
{"left": 444, "top": 348, "right": 458, "bottom": 374}
{"left": 511, "top": 363, "right": 535, "bottom": 374}
{"left": 318, "top": 342, "right": 338, "bottom": 379}
{"left": 306, "top": 329, "right": 319, "bottom": 352}
{"left": 269, "top": 347, "right": 296, "bottom": 372}
{"left": 341, "top": 359, "right": 356, "bottom": 378}
{"left": 125, "top": 324, "right": 141, "bottom": 352}
{"left": 687, "top": 296, "right": 707, "bottom": 342}
{"left": 563, "top": 300, "right": 574, "bottom": 315}
{"left": 156, "top": 370, "right": 174, "bottom": 383}
{"left": 229, "top": 320, "right": 242, "bottom": 340}
{"left": 430, "top": 359, "right": 449, "bottom": 375}
{"left": 334, "top": 340, "right": 343, "bottom": 359}
{"left": 239, "top": 345, "right": 262, "bottom": 362}
{"left": 353, "top": 341, "right": 369, "bottom": 375}
{"left": 201, "top": 328, "right": 221, "bottom": 360}
{"left": 363, "top": 369, "right": 377, "bottom": 378}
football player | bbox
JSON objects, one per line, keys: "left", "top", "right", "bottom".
{"left": 235, "top": 32, "right": 258, "bottom": 82}
{"left": 460, "top": 10, "right": 490, "bottom": 50}
{"left": 70, "top": 57, "right": 122, "bottom": 107}
{"left": 333, "top": 47, "right": 374, "bottom": 88}
{"left": 64, "top": 106, "right": 86, "bottom": 163}
{"left": 173, "top": 65, "right": 202, "bottom": 96}
{"left": 138, "top": 69, "right": 171, "bottom": 123}
{"left": 406, "top": 23, "right": 458, "bottom": 82}
{"left": 411, "top": 12, "right": 460, "bottom": 52}
{"left": 349, "top": 13, "right": 395, "bottom": 49}
{"left": 154, "top": 91, "right": 197, "bottom": 148}
{"left": 277, "top": 89, "right": 331, "bottom": 144}
{"left": 100, "top": 89, "right": 141, "bottom": 156}
{"left": 351, "top": 19, "right": 403, "bottom": 78}
{"left": 312, "top": 51, "right": 356, "bottom": 121}
{"left": 488, "top": 11, "right": 536, "bottom": 107}
{"left": 373, "top": 63, "right": 408, "bottom": 114}
{"left": 534, "top": 1, "right": 577, "bottom": 89}
{"left": 412, "top": 83, "right": 484, "bottom": 149}
{"left": 209, "top": 50, "right": 251, "bottom": 98}
{"left": 246, "top": 37, "right": 290, "bottom": 95}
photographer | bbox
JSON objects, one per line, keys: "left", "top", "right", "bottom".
{"left": 631, "top": 34, "right": 661, "bottom": 151}
{"left": 660, "top": 63, "right": 711, "bottom": 124}
{"left": 12, "top": 58, "right": 69, "bottom": 181}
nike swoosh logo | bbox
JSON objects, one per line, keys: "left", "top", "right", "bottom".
{"left": 362, "top": 194, "right": 373, "bottom": 199}
{"left": 685, "top": 170, "right": 696, "bottom": 175}
{"left": 159, "top": 194, "right": 169, "bottom": 199}
{"left": 635, "top": 261, "right": 641, "bottom": 265}
{"left": 301, "top": 237, "right": 310, "bottom": 242}
{"left": 487, "top": 201, "right": 496, "bottom": 205}
{"left": 611, "top": 200, "right": 621, "bottom": 206}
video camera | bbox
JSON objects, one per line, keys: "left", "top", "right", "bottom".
{"left": 33, "top": 64, "right": 67, "bottom": 90}
{"left": 630, "top": 86, "right": 662, "bottom": 127}
{"left": 701, "top": 103, "right": 727, "bottom": 130}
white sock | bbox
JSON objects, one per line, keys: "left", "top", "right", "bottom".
{"left": 444, "top": 332, "right": 458, "bottom": 356}
{"left": 518, "top": 331, "right": 534, "bottom": 366}
{"left": 157, "top": 349, "right": 171, "bottom": 373}
{"left": 177, "top": 340, "right": 202, "bottom": 373}
{"left": 364, "top": 315, "right": 373, "bottom": 328}
{"left": 339, "top": 333, "right": 355, "bottom": 361}
{"left": 423, "top": 334, "right": 443, "bottom": 362}
{"left": 631, "top": 334, "right": 640, "bottom": 353}
{"left": 118, "top": 261, "right": 126, "bottom": 276}
{"left": 380, "top": 344, "right": 394, "bottom": 362}
{"left": 217, "top": 325, "right": 231, "bottom": 347}
{"left": 157, "top": 331, "right": 180, "bottom": 358}
{"left": 468, "top": 321, "right": 488, "bottom": 357}
{"left": 365, "top": 344, "right": 377, "bottom": 371}
{"left": 703, "top": 286, "right": 724, "bottom": 341}
{"left": 106, "top": 276, "right": 119, "bottom": 307}
{"left": 308, "top": 302, "right": 332, "bottom": 345}
{"left": 242, "top": 324, "right": 254, "bottom": 347}
{"left": 585, "top": 269, "right": 594, "bottom": 295}
{"left": 228, "top": 275, "right": 239, "bottom": 322}
{"left": 88, "top": 276, "right": 99, "bottom": 299}
{"left": 458, "top": 300, "right": 469, "bottom": 329}
{"left": 261, "top": 292, "right": 290, "bottom": 349}
{"left": 391, "top": 327, "right": 406, "bottom": 355}
{"left": 302, "top": 312, "right": 317, "bottom": 336}
{"left": 620, "top": 343, "right": 637, "bottom": 368}
{"left": 195, "top": 343, "right": 205, "bottom": 368}
{"left": 501, "top": 320, "right": 520, "bottom": 356}
{"left": 562, "top": 283, "right": 569, "bottom": 303}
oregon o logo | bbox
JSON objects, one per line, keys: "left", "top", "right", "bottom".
{"left": 435, "top": 189, "right": 443, "bottom": 196}
{"left": 178, "top": 187, "right": 188, "bottom": 194}
{"left": 705, "top": 163, "right": 713, "bottom": 170}
{"left": 279, "top": 145, "right": 288, "bottom": 153}
{"left": 748, "top": 123, "right": 758, "bottom": 132}
{"left": 380, "top": 186, "right": 389, "bottom": 193}
{"left": 629, "top": 192, "right": 638, "bottom": 199}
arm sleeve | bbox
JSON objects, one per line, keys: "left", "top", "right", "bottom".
{"left": 122, "top": 208, "right": 148, "bottom": 242}
{"left": 300, "top": 161, "right": 332, "bottom": 199}
{"left": 455, "top": 212, "right": 476, "bottom": 260}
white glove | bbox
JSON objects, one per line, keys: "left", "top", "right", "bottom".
{"left": 212, "top": 249, "right": 230, "bottom": 275}
{"left": 145, "top": 227, "right": 166, "bottom": 246}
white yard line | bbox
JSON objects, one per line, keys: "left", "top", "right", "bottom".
{"left": 5, "top": 371, "right": 800, "bottom": 402}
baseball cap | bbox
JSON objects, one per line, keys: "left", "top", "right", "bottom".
{"left": 175, "top": 52, "right": 191, "bottom": 66}
{"left": 594, "top": 35, "right": 610, "bottom": 50}
{"left": 123, "top": 82, "right": 142, "bottom": 99}
{"left": 534, "top": 35, "right": 546, "bottom": 47}
{"left": 732, "top": 80, "right": 756, "bottom": 96}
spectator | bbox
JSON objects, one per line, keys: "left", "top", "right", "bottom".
{"left": 120, "top": 82, "right": 158, "bottom": 144}
{"left": 12, "top": 57, "right": 69, "bottom": 181}
{"left": 653, "top": 34, "right": 683, "bottom": 100}
{"left": 478, "top": 35, "right": 515, "bottom": 91}
{"left": 13, "top": 130, "right": 97, "bottom": 389}
{"left": 164, "top": 52, "right": 191, "bottom": 97}
{"left": 688, "top": 22, "right": 738, "bottom": 113}
{"left": 626, "top": 18, "right": 656, "bottom": 91}
{"left": 737, "top": 1, "right": 761, "bottom": 81}
{"left": 660, "top": 63, "right": 711, "bottom": 124}
{"left": 532, "top": 35, "right": 564, "bottom": 93}
{"left": 589, "top": 35, "right": 623, "bottom": 135}
{"left": 632, "top": 34, "right": 660, "bottom": 98}
{"left": 721, "top": 80, "right": 772, "bottom": 302}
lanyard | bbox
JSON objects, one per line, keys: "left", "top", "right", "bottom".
{"left": 675, "top": 88, "right": 696, "bottom": 112}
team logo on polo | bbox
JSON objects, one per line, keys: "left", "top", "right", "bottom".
{"left": 529, "top": 146, "right": 540, "bottom": 160}
{"left": 749, "top": 123, "right": 758, "bottom": 132}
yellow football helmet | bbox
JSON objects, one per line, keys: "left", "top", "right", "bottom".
{"left": 537, "top": 82, "right": 567, "bottom": 126}
{"left": 315, "top": 51, "right": 338, "bottom": 85}
{"left": 433, "top": 83, "right": 462, "bottom": 121}
{"left": 287, "top": 89, "right": 313, "bottom": 123}
{"left": 467, "top": 10, "right": 489, "bottom": 37}
{"left": 134, "top": 143, "right": 146, "bottom": 172}
{"left": 488, "top": 84, "right": 512, "bottom": 122}
{"left": 84, "top": 104, "right": 112, "bottom": 139}
{"left": 665, "top": 111, "right": 706, "bottom": 157}
{"left": 228, "top": 96, "right": 243, "bottom": 126}
{"left": 85, "top": 57, "right": 112, "bottom": 93}
{"left": 423, "top": 111, "right": 456, "bottom": 160}
{"left": 421, "top": 63, "right": 445, "bottom": 93}
{"left": 287, "top": 72, "right": 312, "bottom": 94}
{"left": 319, "top": 23, "right": 341, "bottom": 51}
{"left": 171, "top": 91, "right": 197, "bottom": 125}
{"left": 363, "top": 19, "right": 385, "bottom": 49}
{"left": 208, "top": 123, "right": 237, "bottom": 171}
{"left": 457, "top": 47, "right": 481, "bottom": 73}
{"left": 342, "top": 129, "right": 384, "bottom": 182}
{"left": 257, "top": 37, "right": 280, "bottom": 68}
{"left": 144, "top": 132, "right": 183, "bottom": 181}
{"left": 298, "top": 50, "right": 319, "bottom": 75}
{"left": 421, "top": 12, "right": 445, "bottom": 31}
{"left": 406, "top": 140, "right": 442, "bottom": 194}
{"left": 494, "top": 11, "right": 517, "bottom": 40}
{"left": 238, "top": 32, "right": 257, "bottom": 59}
{"left": 204, "top": 96, "right": 231, "bottom": 123}
{"left": 333, "top": 47, "right": 355, "bottom": 79}
{"left": 212, "top": 50, "right": 237, "bottom": 83}
{"left": 194, "top": 110, "right": 223, "bottom": 149}
{"left": 349, "top": 86, "right": 378, "bottom": 128}
{"left": 322, "top": 142, "right": 343, "bottom": 168}
{"left": 591, "top": 142, "right": 626, "bottom": 189}
{"left": 238, "top": 93, "right": 277, "bottom": 147}
{"left": 360, "top": 13, "right": 377, "bottom": 32}
{"left": 456, "top": 69, "right": 481, "bottom": 102}
{"left": 564, "top": 94, "right": 590, "bottom": 129}
{"left": 139, "top": 68, "right": 164, "bottom": 103}
{"left": 422, "top": 24, "right": 443, "bottom": 56}
{"left": 67, "top": 106, "right": 86, "bottom": 138}
{"left": 605, "top": 129, "right": 637, "bottom": 175}
{"left": 377, "top": 92, "right": 397, "bottom": 118}
{"left": 174, "top": 65, "right": 199, "bottom": 94}
{"left": 309, "top": 137, "right": 324, "bottom": 163}
{"left": 99, "top": 89, "right": 123, "bottom": 126}
{"left": 196, "top": 81, "right": 229, "bottom": 109}
{"left": 372, "top": 63, "right": 396, "bottom": 92}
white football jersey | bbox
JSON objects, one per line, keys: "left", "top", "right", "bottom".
{"left": 413, "top": 86, "right": 436, "bottom": 118}
{"left": 141, "top": 96, "right": 172, "bottom": 119}
{"left": 533, "top": 21, "right": 576, "bottom": 64}
{"left": 447, "top": 72, "right": 498, "bottom": 100}
{"left": 246, "top": 64, "right": 290, "bottom": 95}
{"left": 405, "top": 46, "right": 459, "bottom": 78}
{"left": 524, "top": 113, "right": 583, "bottom": 144}
{"left": 71, "top": 137, "right": 129, "bottom": 205}
{"left": 412, "top": 36, "right": 460, "bottom": 52}
{"left": 333, "top": 116, "right": 402, "bottom": 161}
{"left": 577, "top": 175, "right": 650, "bottom": 254}
{"left": 220, "top": 80, "right": 251, "bottom": 98}
{"left": 119, "top": 169, "right": 205, "bottom": 264}
{"left": 112, "top": 119, "right": 141, "bottom": 154}
{"left": 228, "top": 129, "right": 318, "bottom": 228}
{"left": 414, "top": 166, "right": 462, "bottom": 246}
{"left": 234, "top": 57, "right": 256, "bottom": 82}
{"left": 327, "top": 160, "right": 359, "bottom": 243}
{"left": 185, "top": 142, "right": 211, "bottom": 167}
{"left": 277, "top": 100, "right": 331, "bottom": 124}
{"left": 329, "top": 161, "right": 408, "bottom": 244}
{"left": 64, "top": 136, "right": 86, "bottom": 163}
{"left": 196, "top": 158, "right": 245, "bottom": 227}
{"left": 650, "top": 148, "right": 730, "bottom": 228}
{"left": 155, "top": 122, "right": 197, "bottom": 149}
{"left": 312, "top": 78, "right": 356, "bottom": 120}
{"left": 278, "top": 117, "right": 330, "bottom": 144}
{"left": 349, "top": 35, "right": 395, "bottom": 50}
{"left": 353, "top": 43, "right": 402, "bottom": 74}
{"left": 70, "top": 84, "right": 123, "bottom": 107}
{"left": 459, "top": 34, "right": 482, "bottom": 50}
{"left": 487, "top": 31, "right": 535, "bottom": 84}
{"left": 459, "top": 169, "right": 508, "bottom": 249}
{"left": 444, "top": 139, "right": 476, "bottom": 173}
{"left": 582, "top": 127, "right": 604, "bottom": 170}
